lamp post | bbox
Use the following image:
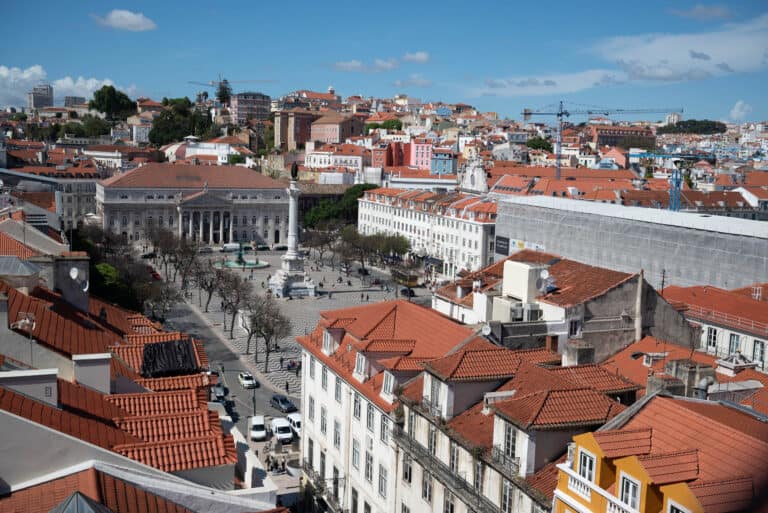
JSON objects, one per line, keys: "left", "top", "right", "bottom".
{"left": 252, "top": 387, "right": 257, "bottom": 416}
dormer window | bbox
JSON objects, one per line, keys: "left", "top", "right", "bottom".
{"left": 354, "top": 353, "right": 366, "bottom": 380}
{"left": 382, "top": 372, "right": 395, "bottom": 396}
{"left": 322, "top": 330, "right": 334, "bottom": 355}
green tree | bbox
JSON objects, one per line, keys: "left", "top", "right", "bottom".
{"left": 216, "top": 80, "right": 232, "bottom": 105}
{"left": 89, "top": 85, "right": 136, "bottom": 120}
{"left": 526, "top": 136, "right": 553, "bottom": 152}
{"left": 9, "top": 112, "right": 27, "bottom": 121}
{"left": 62, "top": 122, "right": 86, "bottom": 138}
{"left": 81, "top": 115, "right": 111, "bottom": 137}
{"left": 657, "top": 119, "right": 727, "bottom": 135}
{"left": 228, "top": 153, "right": 246, "bottom": 164}
{"left": 304, "top": 184, "right": 378, "bottom": 228}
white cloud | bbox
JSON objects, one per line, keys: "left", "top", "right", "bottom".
{"left": 671, "top": 4, "right": 730, "bottom": 20}
{"left": 334, "top": 60, "right": 365, "bottom": 72}
{"left": 403, "top": 51, "right": 429, "bottom": 63}
{"left": 93, "top": 9, "right": 157, "bottom": 31}
{"left": 393, "top": 74, "right": 433, "bottom": 88}
{"left": 0, "top": 64, "right": 135, "bottom": 107}
{"left": 730, "top": 100, "right": 752, "bottom": 121}
{"left": 474, "top": 69, "right": 625, "bottom": 97}
{"left": 594, "top": 14, "right": 768, "bottom": 82}
{"left": 334, "top": 57, "right": 398, "bottom": 72}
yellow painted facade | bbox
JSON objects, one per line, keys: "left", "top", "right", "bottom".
{"left": 553, "top": 432, "right": 702, "bottom": 513}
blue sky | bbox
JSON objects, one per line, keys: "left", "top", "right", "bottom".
{"left": 2, "top": 0, "right": 766, "bottom": 123}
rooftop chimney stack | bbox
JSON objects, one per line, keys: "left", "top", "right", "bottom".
{"left": 0, "top": 368, "right": 58, "bottom": 407}
{"left": 73, "top": 353, "right": 112, "bottom": 394}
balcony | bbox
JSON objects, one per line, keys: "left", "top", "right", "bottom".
{"left": 555, "top": 464, "right": 640, "bottom": 513}
{"left": 393, "top": 425, "right": 499, "bottom": 513}
{"left": 302, "top": 460, "right": 348, "bottom": 513}
{"left": 491, "top": 445, "right": 520, "bottom": 475}
{"left": 685, "top": 304, "right": 768, "bottom": 337}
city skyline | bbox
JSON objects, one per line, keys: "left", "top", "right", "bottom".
{"left": 1, "top": 0, "right": 767, "bottom": 122}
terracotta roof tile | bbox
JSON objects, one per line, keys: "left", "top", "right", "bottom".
{"left": 113, "top": 434, "right": 238, "bottom": 473}
{"left": 637, "top": 449, "right": 699, "bottom": 484}
{"left": 538, "top": 259, "right": 633, "bottom": 307}
{"left": 447, "top": 402, "right": 495, "bottom": 450}
{"left": 0, "top": 232, "right": 40, "bottom": 258}
{"left": 547, "top": 365, "right": 641, "bottom": 394}
{"left": 526, "top": 454, "right": 566, "bottom": 500}
{"left": 593, "top": 428, "right": 653, "bottom": 458}
{"left": 100, "top": 163, "right": 284, "bottom": 190}
{"left": 115, "top": 410, "right": 218, "bottom": 442}
{"left": 58, "top": 379, "right": 127, "bottom": 422}
{"left": 134, "top": 373, "right": 214, "bottom": 391}
{"left": 105, "top": 388, "right": 206, "bottom": 417}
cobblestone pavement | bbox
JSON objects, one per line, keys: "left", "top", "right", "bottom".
{"left": 176, "top": 251, "right": 428, "bottom": 396}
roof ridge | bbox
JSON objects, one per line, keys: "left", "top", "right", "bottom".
{"left": 361, "top": 302, "right": 398, "bottom": 339}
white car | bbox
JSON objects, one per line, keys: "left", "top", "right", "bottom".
{"left": 287, "top": 412, "right": 301, "bottom": 438}
{"left": 271, "top": 417, "right": 293, "bottom": 444}
{"left": 250, "top": 415, "right": 268, "bottom": 441}
{"left": 238, "top": 371, "right": 259, "bottom": 389}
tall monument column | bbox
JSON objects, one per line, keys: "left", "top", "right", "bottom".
{"left": 268, "top": 162, "right": 316, "bottom": 298}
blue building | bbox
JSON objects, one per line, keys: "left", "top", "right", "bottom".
{"left": 430, "top": 149, "right": 457, "bottom": 175}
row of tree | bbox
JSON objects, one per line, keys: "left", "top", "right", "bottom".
{"left": 303, "top": 184, "right": 377, "bottom": 228}
{"left": 657, "top": 119, "right": 727, "bottom": 135}
{"left": 149, "top": 97, "right": 218, "bottom": 145}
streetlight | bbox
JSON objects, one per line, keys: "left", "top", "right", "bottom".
{"left": 252, "top": 387, "right": 257, "bottom": 416}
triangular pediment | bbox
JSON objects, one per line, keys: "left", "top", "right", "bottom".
{"left": 180, "top": 190, "right": 233, "bottom": 207}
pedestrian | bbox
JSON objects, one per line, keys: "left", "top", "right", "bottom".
{"left": 285, "top": 381, "right": 289, "bottom": 393}
{"left": 220, "top": 300, "right": 224, "bottom": 310}
{"left": 328, "top": 291, "right": 333, "bottom": 299}
{"left": 279, "top": 356, "right": 284, "bottom": 369}
{"left": 281, "top": 457, "right": 286, "bottom": 472}
{"left": 360, "top": 293, "right": 364, "bottom": 302}
{"left": 295, "top": 365, "right": 300, "bottom": 377}
{"left": 366, "top": 294, "right": 369, "bottom": 302}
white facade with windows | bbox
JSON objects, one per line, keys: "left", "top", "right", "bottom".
{"left": 358, "top": 188, "right": 496, "bottom": 278}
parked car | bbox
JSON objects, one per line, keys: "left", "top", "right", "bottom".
{"left": 198, "top": 247, "right": 214, "bottom": 254}
{"left": 241, "top": 244, "right": 253, "bottom": 251}
{"left": 270, "top": 394, "right": 297, "bottom": 413}
{"left": 212, "top": 383, "right": 227, "bottom": 402}
{"left": 287, "top": 412, "right": 301, "bottom": 438}
{"left": 256, "top": 244, "right": 270, "bottom": 251}
{"left": 271, "top": 417, "right": 293, "bottom": 444}
{"left": 221, "top": 243, "right": 240, "bottom": 253}
{"left": 357, "top": 268, "right": 370, "bottom": 276}
{"left": 400, "top": 287, "right": 416, "bottom": 298}
{"left": 141, "top": 252, "right": 156, "bottom": 259}
{"left": 250, "top": 415, "right": 268, "bottom": 441}
{"left": 274, "top": 245, "right": 288, "bottom": 251}
{"left": 238, "top": 371, "right": 259, "bottom": 389}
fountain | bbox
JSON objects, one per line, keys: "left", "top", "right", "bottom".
{"left": 212, "top": 244, "right": 270, "bottom": 270}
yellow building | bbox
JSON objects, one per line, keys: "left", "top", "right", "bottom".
{"left": 553, "top": 395, "right": 768, "bottom": 513}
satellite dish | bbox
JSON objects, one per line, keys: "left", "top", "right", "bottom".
{"left": 540, "top": 269, "right": 549, "bottom": 280}
{"left": 69, "top": 267, "right": 79, "bottom": 280}
{"left": 535, "top": 278, "right": 546, "bottom": 291}
{"left": 81, "top": 280, "right": 89, "bottom": 293}
{"left": 481, "top": 324, "right": 492, "bottom": 336}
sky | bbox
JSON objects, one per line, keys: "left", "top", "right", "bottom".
{"left": 1, "top": 0, "right": 767, "bottom": 123}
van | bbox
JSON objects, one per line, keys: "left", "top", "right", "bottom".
{"left": 287, "top": 412, "right": 301, "bottom": 438}
{"left": 212, "top": 383, "right": 226, "bottom": 402}
{"left": 271, "top": 417, "right": 293, "bottom": 444}
{"left": 221, "top": 243, "right": 240, "bottom": 253}
{"left": 250, "top": 415, "right": 267, "bottom": 441}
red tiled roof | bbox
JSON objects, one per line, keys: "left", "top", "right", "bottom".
{"left": 637, "top": 449, "right": 700, "bottom": 484}
{"left": 494, "top": 387, "right": 624, "bottom": 430}
{"left": 105, "top": 388, "right": 207, "bottom": 417}
{"left": 526, "top": 454, "right": 566, "bottom": 500}
{"left": 135, "top": 373, "right": 214, "bottom": 391}
{"left": 113, "top": 434, "right": 238, "bottom": 473}
{"left": 10, "top": 191, "right": 56, "bottom": 212}
{"left": 58, "top": 379, "right": 127, "bottom": 422}
{"left": 100, "top": 163, "right": 284, "bottom": 190}
{"left": 115, "top": 410, "right": 219, "bottom": 442}
{"left": 593, "top": 428, "right": 653, "bottom": 458}
{"left": 0, "top": 232, "right": 40, "bottom": 258}
{"left": 426, "top": 346, "right": 559, "bottom": 382}
{"left": 538, "top": 259, "right": 633, "bottom": 307}
{"left": 547, "top": 365, "right": 641, "bottom": 394}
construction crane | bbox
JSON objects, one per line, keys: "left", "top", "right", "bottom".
{"left": 521, "top": 101, "right": 683, "bottom": 180}
{"left": 188, "top": 75, "right": 277, "bottom": 106}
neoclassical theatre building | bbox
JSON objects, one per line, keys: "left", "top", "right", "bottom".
{"left": 96, "top": 163, "right": 289, "bottom": 245}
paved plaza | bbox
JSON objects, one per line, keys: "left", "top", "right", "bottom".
{"left": 178, "top": 250, "right": 429, "bottom": 397}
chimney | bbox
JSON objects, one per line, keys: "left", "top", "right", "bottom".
{"left": 545, "top": 335, "right": 559, "bottom": 353}
{"left": 562, "top": 340, "right": 594, "bottom": 366}
{"left": 52, "top": 253, "right": 90, "bottom": 312}
{"left": 73, "top": 353, "right": 112, "bottom": 394}
{"left": 0, "top": 368, "right": 58, "bottom": 407}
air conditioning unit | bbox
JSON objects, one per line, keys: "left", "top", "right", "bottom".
{"left": 366, "top": 436, "right": 374, "bottom": 451}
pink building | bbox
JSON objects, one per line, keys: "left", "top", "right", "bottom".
{"left": 408, "top": 138, "right": 432, "bottom": 170}
{"left": 310, "top": 113, "right": 364, "bottom": 144}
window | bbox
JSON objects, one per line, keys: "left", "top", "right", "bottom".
{"left": 333, "top": 419, "right": 341, "bottom": 449}
{"left": 308, "top": 396, "right": 315, "bottom": 422}
{"left": 401, "top": 504, "right": 411, "bottom": 513}
{"left": 668, "top": 501, "right": 691, "bottom": 513}
{"left": 367, "top": 403, "right": 374, "bottom": 432}
{"left": 335, "top": 376, "right": 342, "bottom": 403}
{"left": 754, "top": 340, "right": 766, "bottom": 364}
{"left": 355, "top": 353, "right": 366, "bottom": 376}
{"left": 321, "top": 366, "right": 328, "bottom": 390}
{"left": 364, "top": 503, "right": 371, "bottom": 513}
{"left": 500, "top": 479, "right": 514, "bottom": 513}
{"left": 365, "top": 452, "right": 373, "bottom": 482}
{"left": 443, "top": 491, "right": 455, "bottom": 513}
{"left": 402, "top": 454, "right": 412, "bottom": 483}
{"left": 319, "top": 452, "right": 326, "bottom": 480}
{"left": 309, "top": 356, "right": 315, "bottom": 379}
{"left": 707, "top": 327, "right": 718, "bottom": 351}
{"left": 352, "top": 438, "right": 361, "bottom": 468}
{"left": 407, "top": 410, "right": 415, "bottom": 434}
{"left": 354, "top": 393, "right": 361, "bottom": 419}
{"left": 320, "top": 406, "right": 327, "bottom": 435}
{"left": 380, "top": 416, "right": 390, "bottom": 442}
{"left": 474, "top": 461, "right": 484, "bottom": 492}
{"left": 378, "top": 464, "right": 388, "bottom": 498}
{"left": 383, "top": 372, "right": 394, "bottom": 395}
{"left": 421, "top": 471, "right": 432, "bottom": 503}
{"left": 351, "top": 489, "right": 358, "bottom": 513}
{"left": 428, "top": 425, "right": 437, "bottom": 455}
{"left": 503, "top": 422, "right": 516, "bottom": 458}
{"left": 729, "top": 333, "right": 741, "bottom": 355}
{"left": 578, "top": 449, "right": 595, "bottom": 482}
{"left": 307, "top": 438, "right": 314, "bottom": 466}
{"left": 449, "top": 441, "right": 459, "bottom": 473}
{"left": 619, "top": 474, "right": 640, "bottom": 509}
{"left": 569, "top": 319, "right": 581, "bottom": 337}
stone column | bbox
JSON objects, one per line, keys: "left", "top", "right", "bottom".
{"left": 198, "top": 212, "right": 203, "bottom": 241}
{"left": 188, "top": 213, "right": 193, "bottom": 240}
{"left": 177, "top": 207, "right": 183, "bottom": 239}
{"left": 286, "top": 181, "right": 300, "bottom": 258}
{"left": 219, "top": 211, "right": 224, "bottom": 244}
{"left": 229, "top": 211, "right": 233, "bottom": 242}
{"left": 208, "top": 211, "right": 214, "bottom": 243}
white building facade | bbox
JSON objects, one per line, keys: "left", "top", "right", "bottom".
{"left": 358, "top": 188, "right": 497, "bottom": 278}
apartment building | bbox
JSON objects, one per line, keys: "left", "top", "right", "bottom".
{"left": 663, "top": 285, "right": 767, "bottom": 371}
{"left": 357, "top": 188, "right": 497, "bottom": 278}
{"left": 231, "top": 92, "right": 271, "bottom": 125}
{"left": 297, "top": 300, "right": 476, "bottom": 513}
{"left": 553, "top": 394, "right": 768, "bottom": 513}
